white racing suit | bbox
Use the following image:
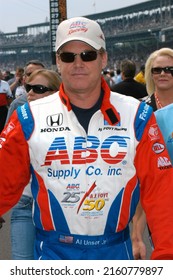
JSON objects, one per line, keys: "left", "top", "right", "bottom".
{"left": 1, "top": 79, "right": 173, "bottom": 260}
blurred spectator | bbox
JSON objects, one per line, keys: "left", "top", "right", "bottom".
{"left": 2, "top": 70, "right": 14, "bottom": 81}
{"left": 134, "top": 64, "right": 146, "bottom": 84}
{"left": 102, "top": 69, "right": 111, "bottom": 88}
{"left": 0, "top": 70, "right": 12, "bottom": 132}
{"left": 115, "top": 69, "right": 122, "bottom": 84}
{"left": 0, "top": 71, "right": 3, "bottom": 80}
{"left": 8, "top": 67, "right": 24, "bottom": 99}
{"left": 109, "top": 69, "right": 116, "bottom": 89}
{"left": 15, "top": 83, "right": 26, "bottom": 99}
{"left": 112, "top": 59, "right": 148, "bottom": 100}
{"left": 6, "top": 60, "right": 45, "bottom": 120}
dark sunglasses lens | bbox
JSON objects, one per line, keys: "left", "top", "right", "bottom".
{"left": 33, "top": 85, "right": 45, "bottom": 93}
{"left": 151, "top": 68, "right": 162, "bottom": 74}
{"left": 152, "top": 67, "right": 173, "bottom": 75}
{"left": 60, "top": 51, "right": 98, "bottom": 63}
{"left": 81, "top": 51, "right": 97, "bottom": 61}
{"left": 25, "top": 84, "right": 51, "bottom": 94}
{"left": 25, "top": 84, "right": 32, "bottom": 92}
{"left": 164, "top": 67, "right": 173, "bottom": 74}
{"left": 60, "top": 53, "right": 75, "bottom": 63}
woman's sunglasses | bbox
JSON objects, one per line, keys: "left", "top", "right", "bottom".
{"left": 151, "top": 67, "right": 173, "bottom": 76}
{"left": 58, "top": 50, "right": 99, "bottom": 63}
{"left": 25, "top": 84, "right": 53, "bottom": 94}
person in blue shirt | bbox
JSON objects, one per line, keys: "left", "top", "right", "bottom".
{"left": 155, "top": 103, "right": 173, "bottom": 164}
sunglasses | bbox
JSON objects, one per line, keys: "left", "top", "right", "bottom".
{"left": 151, "top": 67, "right": 173, "bottom": 76}
{"left": 58, "top": 50, "right": 99, "bottom": 63}
{"left": 25, "top": 84, "right": 53, "bottom": 94}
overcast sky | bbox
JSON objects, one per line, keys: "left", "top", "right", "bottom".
{"left": 0, "top": 0, "right": 150, "bottom": 33}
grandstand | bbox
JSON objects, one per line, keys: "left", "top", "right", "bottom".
{"left": 0, "top": 21, "right": 51, "bottom": 71}
{"left": 0, "top": 0, "right": 173, "bottom": 71}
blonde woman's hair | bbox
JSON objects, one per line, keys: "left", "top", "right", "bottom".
{"left": 28, "top": 69, "right": 61, "bottom": 91}
{"left": 145, "top": 47, "right": 173, "bottom": 95}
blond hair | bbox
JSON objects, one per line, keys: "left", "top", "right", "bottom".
{"left": 145, "top": 47, "right": 173, "bottom": 95}
{"left": 28, "top": 69, "right": 61, "bottom": 91}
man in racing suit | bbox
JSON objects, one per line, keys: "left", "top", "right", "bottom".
{"left": 1, "top": 17, "right": 173, "bottom": 260}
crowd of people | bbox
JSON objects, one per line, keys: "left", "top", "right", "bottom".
{"left": 0, "top": 16, "right": 173, "bottom": 260}
{"left": 1, "top": 1, "right": 173, "bottom": 74}
{"left": 1, "top": 1, "right": 172, "bottom": 48}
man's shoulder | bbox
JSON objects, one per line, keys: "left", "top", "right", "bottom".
{"left": 8, "top": 94, "right": 27, "bottom": 114}
{"left": 17, "top": 93, "right": 27, "bottom": 103}
{"left": 11, "top": 94, "right": 27, "bottom": 107}
{"left": 110, "top": 90, "right": 140, "bottom": 106}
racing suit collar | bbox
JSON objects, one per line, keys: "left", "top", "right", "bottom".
{"left": 100, "top": 77, "right": 120, "bottom": 125}
{"left": 59, "top": 77, "right": 120, "bottom": 126}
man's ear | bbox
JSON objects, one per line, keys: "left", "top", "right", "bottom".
{"left": 56, "top": 55, "right": 61, "bottom": 74}
{"left": 101, "top": 51, "right": 108, "bottom": 70}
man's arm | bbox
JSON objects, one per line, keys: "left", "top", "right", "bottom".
{"left": 131, "top": 201, "right": 147, "bottom": 259}
{"left": 5, "top": 94, "right": 27, "bottom": 124}
{"left": 0, "top": 111, "right": 30, "bottom": 216}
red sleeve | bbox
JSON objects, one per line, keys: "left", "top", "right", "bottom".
{"left": 135, "top": 113, "right": 173, "bottom": 260}
{"left": 0, "top": 111, "right": 30, "bottom": 215}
